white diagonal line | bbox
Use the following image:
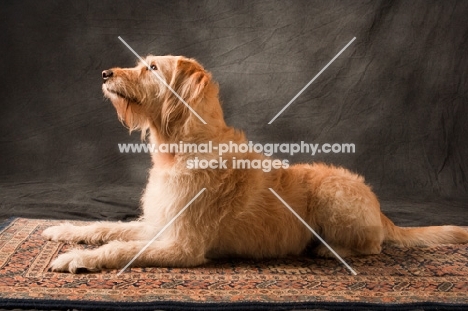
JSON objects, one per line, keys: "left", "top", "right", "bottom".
{"left": 268, "top": 188, "right": 358, "bottom": 275}
{"left": 118, "top": 36, "right": 207, "bottom": 125}
{"left": 268, "top": 37, "right": 356, "bottom": 124}
{"left": 117, "top": 188, "right": 206, "bottom": 276}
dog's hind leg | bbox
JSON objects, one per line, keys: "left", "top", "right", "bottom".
{"left": 49, "top": 239, "right": 208, "bottom": 273}
{"left": 42, "top": 221, "right": 158, "bottom": 245}
{"left": 313, "top": 224, "right": 384, "bottom": 259}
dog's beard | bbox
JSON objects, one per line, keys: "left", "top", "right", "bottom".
{"left": 103, "top": 84, "right": 140, "bottom": 105}
{"left": 103, "top": 84, "right": 149, "bottom": 138}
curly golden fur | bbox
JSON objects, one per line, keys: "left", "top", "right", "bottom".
{"left": 42, "top": 55, "right": 468, "bottom": 273}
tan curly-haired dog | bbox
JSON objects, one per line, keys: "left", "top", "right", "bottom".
{"left": 42, "top": 55, "right": 468, "bottom": 273}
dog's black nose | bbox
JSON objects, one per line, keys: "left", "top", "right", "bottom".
{"left": 102, "top": 70, "right": 113, "bottom": 81}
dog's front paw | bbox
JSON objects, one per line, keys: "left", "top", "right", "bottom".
{"left": 42, "top": 223, "right": 78, "bottom": 242}
{"left": 49, "top": 251, "right": 100, "bottom": 273}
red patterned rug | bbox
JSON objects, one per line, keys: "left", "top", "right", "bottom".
{"left": 0, "top": 218, "right": 467, "bottom": 310}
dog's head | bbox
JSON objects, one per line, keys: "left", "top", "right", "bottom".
{"left": 102, "top": 55, "right": 221, "bottom": 141}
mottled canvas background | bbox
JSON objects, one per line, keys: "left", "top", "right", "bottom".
{"left": 1, "top": 1, "right": 467, "bottom": 224}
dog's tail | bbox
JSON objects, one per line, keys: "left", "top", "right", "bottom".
{"left": 381, "top": 213, "right": 468, "bottom": 247}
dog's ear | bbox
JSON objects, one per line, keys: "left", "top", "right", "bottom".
{"left": 173, "top": 58, "right": 210, "bottom": 104}
{"left": 161, "top": 58, "right": 209, "bottom": 137}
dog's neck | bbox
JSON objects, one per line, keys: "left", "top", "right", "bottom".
{"left": 146, "top": 84, "right": 245, "bottom": 168}
{"left": 152, "top": 83, "right": 242, "bottom": 141}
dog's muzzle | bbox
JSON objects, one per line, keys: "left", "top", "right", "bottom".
{"left": 102, "top": 70, "right": 113, "bottom": 82}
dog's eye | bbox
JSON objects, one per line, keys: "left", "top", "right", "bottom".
{"left": 149, "top": 64, "right": 157, "bottom": 71}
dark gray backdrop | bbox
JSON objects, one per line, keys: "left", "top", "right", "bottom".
{"left": 1, "top": 0, "right": 467, "bottom": 224}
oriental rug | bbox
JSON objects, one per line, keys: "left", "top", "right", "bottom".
{"left": 0, "top": 218, "right": 467, "bottom": 310}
